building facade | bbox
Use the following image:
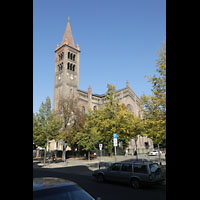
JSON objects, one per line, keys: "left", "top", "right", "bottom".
{"left": 50, "top": 18, "right": 153, "bottom": 154}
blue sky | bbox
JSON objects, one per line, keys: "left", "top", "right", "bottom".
{"left": 33, "top": 0, "right": 166, "bottom": 113}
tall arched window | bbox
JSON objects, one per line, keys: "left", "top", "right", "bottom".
{"left": 138, "top": 111, "right": 141, "bottom": 118}
{"left": 93, "top": 106, "right": 97, "bottom": 111}
{"left": 68, "top": 52, "right": 70, "bottom": 59}
{"left": 82, "top": 106, "right": 85, "bottom": 113}
{"left": 67, "top": 62, "right": 70, "bottom": 70}
{"left": 127, "top": 104, "right": 133, "bottom": 112}
{"left": 70, "top": 53, "right": 73, "bottom": 60}
{"left": 73, "top": 65, "right": 75, "bottom": 71}
{"left": 73, "top": 54, "right": 75, "bottom": 61}
{"left": 70, "top": 63, "right": 72, "bottom": 70}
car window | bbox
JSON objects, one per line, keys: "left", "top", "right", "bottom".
{"left": 111, "top": 163, "right": 121, "bottom": 171}
{"left": 121, "top": 163, "right": 132, "bottom": 172}
{"left": 133, "top": 164, "right": 148, "bottom": 174}
{"left": 149, "top": 163, "right": 160, "bottom": 173}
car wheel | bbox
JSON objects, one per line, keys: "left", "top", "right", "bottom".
{"left": 97, "top": 174, "right": 104, "bottom": 183}
{"left": 131, "top": 178, "right": 140, "bottom": 189}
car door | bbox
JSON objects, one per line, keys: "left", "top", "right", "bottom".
{"left": 105, "top": 163, "right": 122, "bottom": 182}
{"left": 117, "top": 163, "right": 133, "bottom": 183}
{"left": 133, "top": 164, "right": 149, "bottom": 182}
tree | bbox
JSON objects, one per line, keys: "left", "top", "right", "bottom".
{"left": 75, "top": 84, "right": 142, "bottom": 156}
{"left": 141, "top": 42, "right": 166, "bottom": 152}
{"left": 57, "top": 95, "right": 86, "bottom": 158}
{"left": 33, "top": 97, "right": 63, "bottom": 162}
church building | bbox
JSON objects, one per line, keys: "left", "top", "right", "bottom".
{"left": 53, "top": 18, "right": 142, "bottom": 118}
{"left": 50, "top": 18, "right": 153, "bottom": 155}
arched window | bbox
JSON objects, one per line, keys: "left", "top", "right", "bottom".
{"left": 73, "top": 65, "right": 75, "bottom": 71}
{"left": 93, "top": 106, "right": 97, "bottom": 111}
{"left": 127, "top": 104, "right": 133, "bottom": 112}
{"left": 138, "top": 111, "right": 141, "bottom": 118}
{"left": 73, "top": 54, "right": 75, "bottom": 61}
{"left": 68, "top": 52, "right": 70, "bottom": 59}
{"left": 70, "top": 63, "right": 72, "bottom": 70}
{"left": 70, "top": 53, "right": 73, "bottom": 60}
{"left": 67, "top": 62, "right": 70, "bottom": 70}
{"left": 82, "top": 106, "right": 85, "bottom": 113}
{"left": 70, "top": 88, "right": 73, "bottom": 95}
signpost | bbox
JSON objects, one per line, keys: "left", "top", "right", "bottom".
{"left": 113, "top": 133, "right": 117, "bottom": 162}
{"left": 99, "top": 144, "right": 103, "bottom": 159}
{"left": 99, "top": 144, "right": 103, "bottom": 169}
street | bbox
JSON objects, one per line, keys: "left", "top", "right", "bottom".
{"left": 33, "top": 158, "right": 166, "bottom": 200}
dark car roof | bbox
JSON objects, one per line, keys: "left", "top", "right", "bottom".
{"left": 118, "top": 161, "right": 154, "bottom": 165}
{"left": 33, "top": 177, "right": 76, "bottom": 191}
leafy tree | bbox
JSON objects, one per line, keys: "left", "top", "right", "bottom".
{"left": 76, "top": 84, "right": 143, "bottom": 156}
{"left": 33, "top": 97, "right": 63, "bottom": 162}
{"left": 57, "top": 95, "right": 87, "bottom": 158}
{"left": 76, "top": 115, "right": 101, "bottom": 159}
{"left": 141, "top": 42, "right": 166, "bottom": 149}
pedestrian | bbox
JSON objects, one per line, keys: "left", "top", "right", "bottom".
{"left": 52, "top": 153, "right": 55, "bottom": 162}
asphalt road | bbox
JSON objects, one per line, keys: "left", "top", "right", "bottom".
{"left": 33, "top": 166, "right": 166, "bottom": 200}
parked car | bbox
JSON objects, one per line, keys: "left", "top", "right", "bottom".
{"left": 148, "top": 150, "right": 163, "bottom": 156}
{"left": 92, "top": 161, "right": 164, "bottom": 189}
{"left": 33, "top": 177, "right": 98, "bottom": 200}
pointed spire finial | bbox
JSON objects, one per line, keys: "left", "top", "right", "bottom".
{"left": 126, "top": 80, "right": 130, "bottom": 88}
{"left": 61, "top": 17, "right": 75, "bottom": 47}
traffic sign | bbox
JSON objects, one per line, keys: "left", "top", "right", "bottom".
{"left": 99, "top": 144, "right": 103, "bottom": 150}
{"left": 113, "top": 133, "right": 118, "bottom": 147}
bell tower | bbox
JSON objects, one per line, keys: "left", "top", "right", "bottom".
{"left": 53, "top": 18, "right": 80, "bottom": 113}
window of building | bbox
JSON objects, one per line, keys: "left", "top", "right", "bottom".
{"left": 73, "top": 65, "right": 75, "bottom": 71}
{"left": 70, "top": 53, "right": 73, "bottom": 60}
{"left": 68, "top": 52, "right": 70, "bottom": 59}
{"left": 70, "top": 88, "right": 73, "bottom": 95}
{"left": 73, "top": 54, "right": 75, "bottom": 61}
{"left": 67, "top": 62, "right": 70, "bottom": 70}
{"left": 127, "top": 104, "right": 133, "bottom": 112}
{"left": 58, "top": 63, "right": 63, "bottom": 71}
{"left": 82, "top": 106, "right": 85, "bottom": 113}
{"left": 93, "top": 106, "right": 97, "bottom": 111}
{"left": 70, "top": 63, "right": 72, "bottom": 70}
{"left": 58, "top": 52, "right": 64, "bottom": 60}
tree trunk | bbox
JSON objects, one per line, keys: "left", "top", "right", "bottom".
{"left": 88, "top": 151, "right": 90, "bottom": 161}
{"left": 44, "top": 148, "right": 46, "bottom": 164}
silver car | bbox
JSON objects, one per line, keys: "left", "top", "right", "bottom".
{"left": 33, "top": 177, "right": 97, "bottom": 200}
{"left": 92, "top": 161, "right": 164, "bottom": 189}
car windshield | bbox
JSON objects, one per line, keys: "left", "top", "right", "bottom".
{"left": 149, "top": 163, "right": 160, "bottom": 173}
{"left": 33, "top": 185, "right": 95, "bottom": 200}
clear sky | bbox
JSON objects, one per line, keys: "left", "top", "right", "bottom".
{"left": 33, "top": 0, "right": 166, "bottom": 113}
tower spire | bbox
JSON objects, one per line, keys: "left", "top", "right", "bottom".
{"left": 61, "top": 17, "right": 75, "bottom": 48}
